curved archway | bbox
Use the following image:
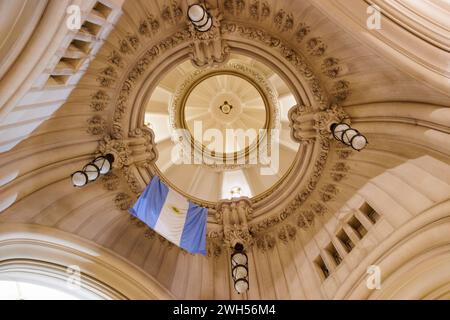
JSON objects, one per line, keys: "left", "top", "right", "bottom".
{"left": 0, "top": 223, "right": 174, "bottom": 300}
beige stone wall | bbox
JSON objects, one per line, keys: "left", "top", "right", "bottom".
{"left": 0, "top": 0, "right": 449, "bottom": 299}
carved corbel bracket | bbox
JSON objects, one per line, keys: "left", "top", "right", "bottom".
{"left": 97, "top": 126, "right": 158, "bottom": 195}
{"left": 215, "top": 197, "right": 254, "bottom": 248}
{"left": 288, "top": 104, "right": 349, "bottom": 143}
{"left": 98, "top": 126, "right": 158, "bottom": 170}
{"left": 188, "top": 9, "right": 230, "bottom": 68}
{"left": 313, "top": 104, "right": 349, "bottom": 136}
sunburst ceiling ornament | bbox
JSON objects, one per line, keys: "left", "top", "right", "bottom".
{"left": 219, "top": 101, "right": 233, "bottom": 115}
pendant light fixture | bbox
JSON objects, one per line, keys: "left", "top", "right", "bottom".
{"left": 231, "top": 242, "right": 249, "bottom": 294}
{"left": 71, "top": 154, "right": 114, "bottom": 187}
{"left": 187, "top": 2, "right": 213, "bottom": 32}
{"left": 331, "top": 123, "right": 368, "bottom": 151}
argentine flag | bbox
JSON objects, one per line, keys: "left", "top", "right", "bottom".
{"left": 129, "top": 176, "right": 208, "bottom": 255}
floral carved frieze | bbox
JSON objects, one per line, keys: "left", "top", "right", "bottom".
{"left": 220, "top": 22, "right": 331, "bottom": 109}
{"left": 220, "top": 0, "right": 351, "bottom": 103}
{"left": 295, "top": 23, "right": 310, "bottom": 42}
{"left": 94, "top": 9, "right": 354, "bottom": 248}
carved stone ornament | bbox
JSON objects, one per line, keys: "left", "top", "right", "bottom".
{"left": 322, "top": 57, "right": 341, "bottom": 79}
{"left": 97, "top": 127, "right": 158, "bottom": 194}
{"left": 87, "top": 115, "right": 107, "bottom": 135}
{"left": 115, "top": 192, "right": 134, "bottom": 211}
{"left": 220, "top": 22, "right": 331, "bottom": 109}
{"left": 100, "top": 15, "right": 353, "bottom": 245}
{"left": 216, "top": 197, "right": 254, "bottom": 247}
{"left": 288, "top": 104, "right": 349, "bottom": 143}
{"left": 90, "top": 90, "right": 110, "bottom": 112}
{"left": 101, "top": 172, "right": 120, "bottom": 191}
{"left": 98, "top": 127, "right": 158, "bottom": 168}
{"left": 188, "top": 9, "right": 230, "bottom": 68}
{"left": 306, "top": 37, "right": 327, "bottom": 57}
{"left": 248, "top": 1, "right": 270, "bottom": 20}
{"left": 255, "top": 233, "right": 276, "bottom": 251}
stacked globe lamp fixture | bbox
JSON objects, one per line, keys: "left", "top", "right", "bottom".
{"left": 231, "top": 242, "right": 249, "bottom": 294}
{"left": 331, "top": 123, "right": 368, "bottom": 151}
{"left": 187, "top": 2, "right": 213, "bottom": 32}
{"left": 71, "top": 154, "right": 114, "bottom": 187}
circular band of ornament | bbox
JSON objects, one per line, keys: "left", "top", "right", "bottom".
{"left": 104, "top": 22, "right": 344, "bottom": 236}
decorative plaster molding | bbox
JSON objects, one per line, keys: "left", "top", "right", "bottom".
{"left": 115, "top": 192, "right": 133, "bottom": 211}
{"left": 87, "top": 115, "right": 107, "bottom": 135}
{"left": 95, "top": 13, "right": 353, "bottom": 246}
{"left": 288, "top": 103, "right": 349, "bottom": 143}
{"left": 188, "top": 10, "right": 230, "bottom": 68}
{"left": 138, "top": 15, "right": 160, "bottom": 37}
{"left": 295, "top": 23, "right": 311, "bottom": 42}
{"left": 224, "top": 0, "right": 246, "bottom": 15}
{"left": 216, "top": 197, "right": 254, "bottom": 247}
{"left": 90, "top": 90, "right": 110, "bottom": 112}
{"left": 255, "top": 233, "right": 276, "bottom": 251}
{"left": 306, "top": 37, "right": 327, "bottom": 57}
{"left": 97, "top": 127, "right": 158, "bottom": 194}
{"left": 248, "top": 1, "right": 271, "bottom": 21}
{"left": 331, "top": 80, "right": 351, "bottom": 103}
{"left": 220, "top": 22, "right": 332, "bottom": 109}
{"left": 101, "top": 173, "right": 120, "bottom": 191}
{"left": 161, "top": 1, "right": 183, "bottom": 24}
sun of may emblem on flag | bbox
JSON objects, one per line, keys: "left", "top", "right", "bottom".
{"left": 170, "top": 205, "right": 181, "bottom": 214}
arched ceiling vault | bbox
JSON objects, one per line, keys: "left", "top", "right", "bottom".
{"left": 0, "top": 0, "right": 449, "bottom": 299}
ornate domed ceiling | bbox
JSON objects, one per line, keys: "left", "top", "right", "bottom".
{"left": 144, "top": 54, "right": 298, "bottom": 202}
{"left": 0, "top": 0, "right": 449, "bottom": 300}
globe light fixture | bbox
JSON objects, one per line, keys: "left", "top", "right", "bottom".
{"left": 93, "top": 154, "right": 114, "bottom": 174}
{"left": 71, "top": 171, "right": 89, "bottom": 187}
{"left": 231, "top": 242, "right": 249, "bottom": 294}
{"left": 71, "top": 154, "right": 115, "bottom": 187}
{"left": 83, "top": 163, "right": 100, "bottom": 181}
{"left": 187, "top": 3, "right": 213, "bottom": 32}
{"left": 331, "top": 123, "right": 368, "bottom": 151}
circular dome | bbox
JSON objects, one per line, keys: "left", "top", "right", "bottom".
{"left": 144, "top": 54, "right": 299, "bottom": 203}
{"left": 184, "top": 74, "right": 267, "bottom": 156}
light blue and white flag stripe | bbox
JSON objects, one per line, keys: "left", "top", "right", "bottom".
{"left": 129, "top": 176, "right": 208, "bottom": 255}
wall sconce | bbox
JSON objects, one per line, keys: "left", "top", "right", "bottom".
{"left": 71, "top": 154, "right": 114, "bottom": 187}
{"left": 231, "top": 242, "right": 249, "bottom": 294}
{"left": 331, "top": 123, "right": 368, "bottom": 151}
{"left": 187, "top": 3, "right": 213, "bottom": 32}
